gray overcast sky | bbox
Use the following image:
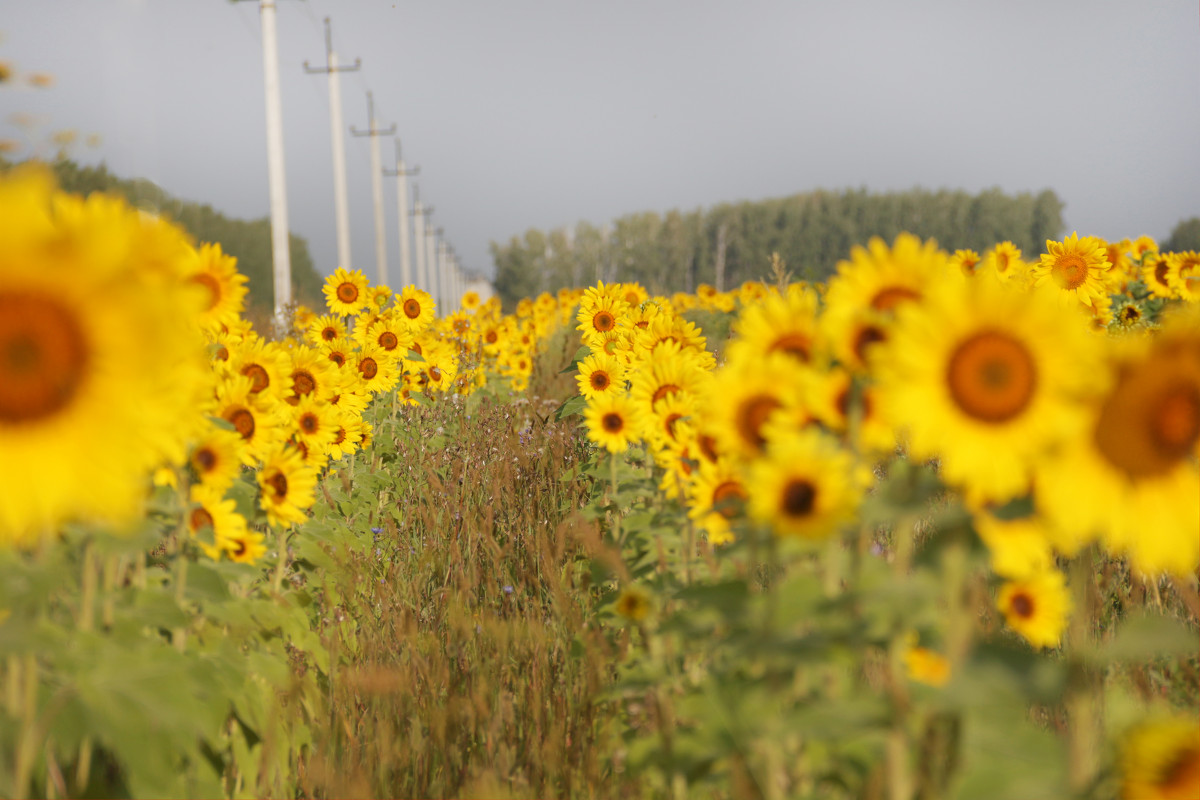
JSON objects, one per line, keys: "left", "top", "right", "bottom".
{"left": 3, "top": 1, "right": 1199, "bottom": 283}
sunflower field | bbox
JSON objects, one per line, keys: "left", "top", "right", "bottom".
{"left": 0, "top": 166, "right": 1197, "bottom": 799}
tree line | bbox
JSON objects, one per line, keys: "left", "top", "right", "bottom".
{"left": 490, "top": 186, "right": 1066, "bottom": 308}
{"left": 3, "top": 157, "right": 326, "bottom": 315}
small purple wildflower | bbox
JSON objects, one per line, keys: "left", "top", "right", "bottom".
{"left": 503, "top": 585, "right": 513, "bottom": 595}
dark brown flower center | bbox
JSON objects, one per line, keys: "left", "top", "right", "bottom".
{"left": 946, "top": 331, "right": 1037, "bottom": 424}
{"left": 0, "top": 291, "right": 89, "bottom": 424}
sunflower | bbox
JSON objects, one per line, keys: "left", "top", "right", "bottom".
{"left": 284, "top": 344, "right": 340, "bottom": 405}
{"left": 319, "top": 336, "right": 356, "bottom": 370}
{"left": 577, "top": 282, "right": 630, "bottom": 345}
{"left": 366, "top": 283, "right": 392, "bottom": 312}
{"left": 186, "top": 242, "right": 249, "bottom": 332}
{"left": 576, "top": 351, "right": 627, "bottom": 400}
{"left": 686, "top": 456, "right": 748, "bottom": 545}
{"left": 1030, "top": 232, "right": 1111, "bottom": 308}
{"left": 1165, "top": 251, "right": 1200, "bottom": 303}
{"left": 352, "top": 342, "right": 401, "bottom": 395}
{"left": 188, "top": 422, "right": 245, "bottom": 491}
{"left": 618, "top": 282, "right": 649, "bottom": 308}
{"left": 355, "top": 311, "right": 415, "bottom": 361}
{"left": 1034, "top": 332, "right": 1200, "bottom": 576}
{"left": 981, "top": 241, "right": 1027, "bottom": 284}
{"left": 614, "top": 584, "right": 652, "bottom": 621}
{"left": 0, "top": 167, "right": 210, "bottom": 543}
{"left": 705, "top": 352, "right": 808, "bottom": 461}
{"left": 323, "top": 267, "right": 370, "bottom": 316}
{"left": 289, "top": 394, "right": 338, "bottom": 459}
{"left": 747, "top": 428, "right": 865, "bottom": 540}
{"left": 877, "top": 278, "right": 1101, "bottom": 505}
{"left": 727, "top": 285, "right": 820, "bottom": 366}
{"left": 973, "top": 513, "right": 1055, "bottom": 579}
{"left": 228, "top": 337, "right": 291, "bottom": 403}
{"left": 950, "top": 249, "right": 981, "bottom": 277}
{"left": 808, "top": 367, "right": 895, "bottom": 454}
{"left": 224, "top": 527, "right": 269, "bottom": 565}
{"left": 1132, "top": 235, "right": 1159, "bottom": 260}
{"left": 461, "top": 289, "right": 481, "bottom": 311}
{"left": 257, "top": 445, "right": 319, "bottom": 527}
{"left": 1119, "top": 716, "right": 1200, "bottom": 800}
{"left": 996, "top": 568, "right": 1071, "bottom": 650}
{"left": 583, "top": 392, "right": 645, "bottom": 453}
{"left": 1102, "top": 238, "right": 1135, "bottom": 291}
{"left": 821, "top": 233, "right": 954, "bottom": 372}
{"left": 1142, "top": 253, "right": 1176, "bottom": 300}
{"left": 326, "top": 408, "right": 365, "bottom": 460}
{"left": 215, "top": 374, "right": 286, "bottom": 466}
{"left": 306, "top": 314, "right": 348, "bottom": 346}
{"left": 630, "top": 312, "right": 712, "bottom": 366}
{"left": 186, "top": 483, "right": 249, "bottom": 561}
{"left": 628, "top": 340, "right": 713, "bottom": 419}
{"left": 396, "top": 285, "right": 436, "bottom": 332}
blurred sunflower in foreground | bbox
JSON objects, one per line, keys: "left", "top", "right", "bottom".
{"left": 0, "top": 166, "right": 210, "bottom": 545}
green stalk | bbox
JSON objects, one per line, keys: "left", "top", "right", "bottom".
{"left": 77, "top": 540, "right": 96, "bottom": 633}
{"left": 609, "top": 451, "right": 621, "bottom": 548}
{"left": 1066, "top": 547, "right": 1100, "bottom": 794}
{"left": 886, "top": 516, "right": 916, "bottom": 800}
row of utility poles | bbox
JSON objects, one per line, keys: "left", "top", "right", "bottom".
{"left": 240, "top": 1, "right": 467, "bottom": 322}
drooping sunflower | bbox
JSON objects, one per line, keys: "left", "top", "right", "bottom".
{"left": 746, "top": 428, "right": 866, "bottom": 540}
{"left": 1118, "top": 716, "right": 1200, "bottom": 800}
{"left": 0, "top": 166, "right": 210, "bottom": 543}
{"left": 996, "top": 568, "right": 1072, "bottom": 650}
{"left": 186, "top": 242, "right": 249, "bottom": 332}
{"left": 576, "top": 351, "right": 627, "bottom": 400}
{"left": 877, "top": 278, "right": 1102, "bottom": 505}
{"left": 583, "top": 391, "right": 645, "bottom": 453}
{"left": 1030, "top": 232, "right": 1111, "bottom": 308}
{"left": 257, "top": 445, "right": 319, "bottom": 527}
{"left": 1034, "top": 330, "right": 1200, "bottom": 576}
{"left": 323, "top": 267, "right": 370, "bottom": 316}
{"left": 396, "top": 285, "right": 436, "bottom": 332}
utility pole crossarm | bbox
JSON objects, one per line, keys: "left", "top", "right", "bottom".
{"left": 302, "top": 17, "right": 361, "bottom": 74}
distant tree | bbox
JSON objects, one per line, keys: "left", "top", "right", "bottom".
{"left": 1164, "top": 217, "right": 1200, "bottom": 252}
{"left": 6, "top": 157, "right": 326, "bottom": 312}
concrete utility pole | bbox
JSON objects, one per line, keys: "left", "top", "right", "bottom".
{"left": 436, "top": 232, "right": 449, "bottom": 313}
{"left": 425, "top": 221, "right": 440, "bottom": 312}
{"left": 411, "top": 184, "right": 433, "bottom": 297}
{"left": 303, "top": 17, "right": 360, "bottom": 272}
{"left": 350, "top": 92, "right": 396, "bottom": 287}
{"left": 383, "top": 138, "right": 419, "bottom": 288}
{"left": 236, "top": 0, "right": 293, "bottom": 323}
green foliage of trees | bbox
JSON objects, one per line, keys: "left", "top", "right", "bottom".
{"left": 5, "top": 158, "right": 325, "bottom": 312}
{"left": 492, "top": 186, "right": 1068, "bottom": 301}
{"left": 1164, "top": 216, "right": 1200, "bottom": 252}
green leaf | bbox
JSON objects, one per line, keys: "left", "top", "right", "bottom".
{"left": 559, "top": 345, "right": 591, "bottom": 374}
{"left": 555, "top": 394, "right": 588, "bottom": 421}
{"left": 1095, "top": 612, "right": 1200, "bottom": 663}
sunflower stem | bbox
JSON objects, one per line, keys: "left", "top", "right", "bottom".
{"left": 272, "top": 526, "right": 288, "bottom": 595}
{"left": 77, "top": 539, "right": 96, "bottom": 634}
{"left": 609, "top": 450, "right": 622, "bottom": 548}
{"left": 886, "top": 516, "right": 916, "bottom": 800}
{"left": 1066, "top": 546, "right": 1101, "bottom": 794}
